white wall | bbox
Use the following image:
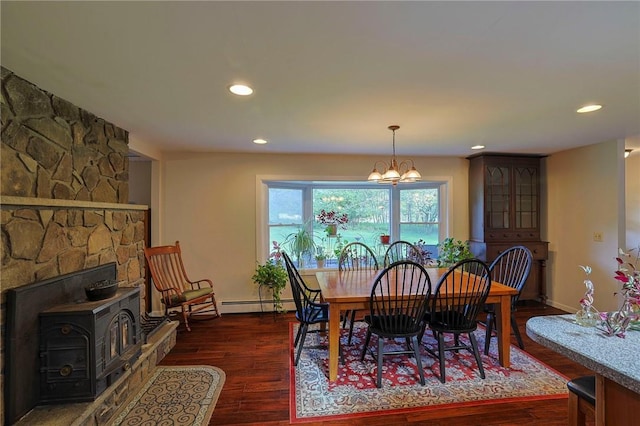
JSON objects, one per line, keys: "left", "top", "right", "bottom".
{"left": 158, "top": 152, "right": 469, "bottom": 313}
{"left": 546, "top": 139, "right": 626, "bottom": 313}
{"left": 128, "top": 161, "right": 152, "bottom": 205}
{"left": 625, "top": 150, "right": 640, "bottom": 248}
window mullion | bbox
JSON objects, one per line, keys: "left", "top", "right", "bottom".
{"left": 303, "top": 185, "right": 314, "bottom": 230}
{"left": 390, "top": 186, "right": 400, "bottom": 240}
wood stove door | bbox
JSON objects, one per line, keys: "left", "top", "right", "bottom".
{"left": 103, "top": 310, "right": 137, "bottom": 376}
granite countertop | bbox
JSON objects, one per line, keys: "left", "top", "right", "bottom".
{"left": 526, "top": 314, "right": 640, "bottom": 394}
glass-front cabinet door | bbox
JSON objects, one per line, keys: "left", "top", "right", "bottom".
{"left": 514, "top": 165, "right": 538, "bottom": 230}
{"left": 485, "top": 166, "right": 510, "bottom": 230}
{"left": 481, "top": 157, "right": 540, "bottom": 238}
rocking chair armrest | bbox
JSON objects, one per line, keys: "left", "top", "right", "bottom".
{"left": 188, "top": 278, "right": 214, "bottom": 290}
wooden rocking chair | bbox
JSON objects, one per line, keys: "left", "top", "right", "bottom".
{"left": 144, "top": 241, "right": 220, "bottom": 331}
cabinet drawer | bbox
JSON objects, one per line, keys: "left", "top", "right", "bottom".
{"left": 486, "top": 242, "right": 548, "bottom": 261}
{"left": 485, "top": 230, "right": 540, "bottom": 241}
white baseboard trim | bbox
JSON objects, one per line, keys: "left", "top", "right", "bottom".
{"left": 545, "top": 299, "right": 576, "bottom": 313}
{"left": 219, "top": 298, "right": 295, "bottom": 314}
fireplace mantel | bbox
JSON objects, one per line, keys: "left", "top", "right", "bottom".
{"left": 0, "top": 196, "right": 148, "bottom": 211}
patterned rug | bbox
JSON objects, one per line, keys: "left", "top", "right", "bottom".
{"left": 290, "top": 322, "right": 568, "bottom": 423}
{"left": 113, "top": 365, "right": 225, "bottom": 426}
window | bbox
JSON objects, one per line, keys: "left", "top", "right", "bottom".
{"left": 261, "top": 180, "right": 448, "bottom": 268}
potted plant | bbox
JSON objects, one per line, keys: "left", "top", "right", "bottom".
{"left": 252, "top": 259, "right": 288, "bottom": 313}
{"left": 436, "top": 237, "right": 474, "bottom": 267}
{"left": 315, "top": 248, "right": 327, "bottom": 268}
{"left": 380, "top": 234, "right": 390, "bottom": 245}
{"left": 317, "top": 209, "right": 349, "bottom": 237}
{"left": 285, "top": 224, "right": 316, "bottom": 267}
{"left": 410, "top": 239, "right": 433, "bottom": 265}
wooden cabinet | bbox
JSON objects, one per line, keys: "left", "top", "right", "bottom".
{"left": 467, "top": 153, "right": 548, "bottom": 302}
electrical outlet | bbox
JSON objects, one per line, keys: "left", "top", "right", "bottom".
{"left": 593, "top": 232, "right": 603, "bottom": 242}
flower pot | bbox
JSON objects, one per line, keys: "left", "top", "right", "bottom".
{"left": 326, "top": 224, "right": 337, "bottom": 236}
{"left": 380, "top": 235, "right": 390, "bottom": 245}
{"left": 316, "top": 259, "right": 325, "bottom": 268}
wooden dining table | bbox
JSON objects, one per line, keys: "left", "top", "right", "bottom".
{"left": 316, "top": 268, "right": 519, "bottom": 382}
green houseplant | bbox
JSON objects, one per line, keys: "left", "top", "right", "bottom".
{"left": 285, "top": 224, "right": 317, "bottom": 267}
{"left": 315, "top": 246, "right": 327, "bottom": 268}
{"left": 436, "top": 237, "right": 474, "bottom": 267}
{"left": 252, "top": 259, "right": 288, "bottom": 313}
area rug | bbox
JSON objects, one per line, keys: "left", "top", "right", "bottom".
{"left": 113, "top": 365, "right": 225, "bottom": 426}
{"left": 290, "top": 322, "right": 568, "bottom": 423}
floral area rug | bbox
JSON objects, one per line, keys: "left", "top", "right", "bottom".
{"left": 290, "top": 322, "right": 568, "bottom": 423}
{"left": 113, "top": 365, "right": 225, "bottom": 426}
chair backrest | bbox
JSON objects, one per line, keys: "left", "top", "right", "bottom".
{"left": 144, "top": 241, "right": 190, "bottom": 298}
{"left": 282, "top": 251, "right": 325, "bottom": 322}
{"left": 384, "top": 240, "right": 423, "bottom": 266}
{"left": 489, "top": 246, "right": 532, "bottom": 306}
{"left": 368, "top": 260, "right": 432, "bottom": 335}
{"left": 338, "top": 242, "right": 379, "bottom": 271}
{"left": 430, "top": 258, "right": 492, "bottom": 332}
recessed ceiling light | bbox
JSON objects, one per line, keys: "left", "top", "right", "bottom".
{"left": 253, "top": 138, "right": 267, "bottom": 145}
{"left": 471, "top": 145, "right": 485, "bottom": 150}
{"left": 576, "top": 104, "right": 602, "bottom": 113}
{"left": 229, "top": 84, "right": 253, "bottom": 96}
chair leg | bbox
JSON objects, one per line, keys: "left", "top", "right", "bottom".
{"left": 411, "top": 335, "right": 425, "bottom": 385}
{"left": 376, "top": 336, "right": 384, "bottom": 388}
{"left": 437, "top": 332, "right": 446, "bottom": 383}
{"left": 568, "top": 391, "right": 585, "bottom": 426}
{"left": 182, "top": 307, "right": 191, "bottom": 332}
{"left": 484, "top": 312, "right": 494, "bottom": 355}
{"left": 469, "top": 332, "right": 486, "bottom": 379}
{"left": 342, "top": 310, "right": 350, "bottom": 329}
{"left": 294, "top": 323, "right": 304, "bottom": 349}
{"left": 347, "top": 310, "right": 357, "bottom": 344}
{"left": 511, "top": 312, "right": 525, "bottom": 349}
{"left": 294, "top": 324, "right": 309, "bottom": 366}
{"left": 360, "top": 328, "right": 372, "bottom": 361}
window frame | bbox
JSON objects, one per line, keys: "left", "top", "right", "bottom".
{"left": 256, "top": 175, "right": 452, "bottom": 265}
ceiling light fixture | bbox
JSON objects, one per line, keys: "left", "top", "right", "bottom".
{"left": 471, "top": 145, "right": 485, "bottom": 150}
{"left": 368, "top": 125, "right": 421, "bottom": 185}
{"left": 253, "top": 138, "right": 267, "bottom": 145}
{"left": 229, "top": 84, "right": 253, "bottom": 96}
{"left": 576, "top": 104, "right": 602, "bottom": 113}
{"left": 625, "top": 149, "right": 633, "bottom": 158}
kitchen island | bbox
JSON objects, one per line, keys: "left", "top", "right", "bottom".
{"left": 526, "top": 314, "right": 640, "bottom": 425}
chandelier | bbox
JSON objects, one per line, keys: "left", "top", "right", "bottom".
{"left": 367, "top": 125, "right": 422, "bottom": 185}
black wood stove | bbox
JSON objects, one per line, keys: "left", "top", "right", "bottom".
{"left": 38, "top": 287, "right": 142, "bottom": 403}
{"left": 4, "top": 263, "right": 145, "bottom": 425}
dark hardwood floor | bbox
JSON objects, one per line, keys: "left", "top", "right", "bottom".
{"left": 160, "top": 303, "right": 595, "bottom": 425}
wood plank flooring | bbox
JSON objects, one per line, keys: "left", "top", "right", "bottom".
{"left": 160, "top": 303, "right": 595, "bottom": 425}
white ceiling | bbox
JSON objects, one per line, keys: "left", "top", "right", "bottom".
{"left": 2, "top": 1, "right": 639, "bottom": 157}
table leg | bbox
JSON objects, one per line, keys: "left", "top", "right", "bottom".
{"left": 496, "top": 295, "right": 511, "bottom": 368}
{"left": 328, "top": 304, "right": 341, "bottom": 381}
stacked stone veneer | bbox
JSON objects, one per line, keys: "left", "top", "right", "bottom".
{"left": 1, "top": 67, "right": 129, "bottom": 203}
{"left": 0, "top": 67, "right": 171, "bottom": 425}
{"left": 0, "top": 65, "right": 145, "bottom": 292}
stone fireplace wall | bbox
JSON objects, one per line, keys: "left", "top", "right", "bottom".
{"left": 0, "top": 67, "right": 148, "bottom": 422}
